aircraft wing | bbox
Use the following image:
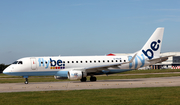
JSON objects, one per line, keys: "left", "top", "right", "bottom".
{"left": 85, "top": 53, "right": 137, "bottom": 71}
{"left": 85, "top": 63, "right": 122, "bottom": 71}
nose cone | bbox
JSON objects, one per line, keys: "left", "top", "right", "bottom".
{"left": 3, "top": 66, "right": 11, "bottom": 75}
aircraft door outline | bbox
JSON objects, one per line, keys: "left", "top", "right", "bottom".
{"left": 30, "top": 58, "right": 37, "bottom": 70}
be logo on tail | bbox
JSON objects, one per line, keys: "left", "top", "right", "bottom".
{"left": 142, "top": 40, "right": 161, "bottom": 59}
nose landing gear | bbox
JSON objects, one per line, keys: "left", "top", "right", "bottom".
{"left": 23, "top": 76, "right": 29, "bottom": 84}
{"left": 24, "top": 78, "right": 28, "bottom": 84}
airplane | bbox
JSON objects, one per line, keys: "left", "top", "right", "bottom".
{"left": 3, "top": 27, "right": 170, "bottom": 84}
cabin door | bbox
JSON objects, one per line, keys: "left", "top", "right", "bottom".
{"left": 30, "top": 58, "right": 37, "bottom": 70}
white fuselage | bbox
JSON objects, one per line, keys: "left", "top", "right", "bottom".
{"left": 3, "top": 54, "right": 152, "bottom": 77}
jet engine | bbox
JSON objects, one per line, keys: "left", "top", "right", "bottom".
{"left": 68, "top": 71, "right": 82, "bottom": 80}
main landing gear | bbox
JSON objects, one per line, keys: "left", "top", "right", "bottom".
{"left": 80, "top": 76, "right": 97, "bottom": 82}
{"left": 80, "top": 77, "right": 87, "bottom": 82}
{"left": 90, "top": 76, "right": 97, "bottom": 81}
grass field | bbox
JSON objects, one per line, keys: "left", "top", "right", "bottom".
{"left": 1, "top": 69, "right": 180, "bottom": 83}
{"left": 0, "top": 87, "right": 180, "bottom": 105}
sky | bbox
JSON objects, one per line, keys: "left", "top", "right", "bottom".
{"left": 0, "top": 0, "right": 180, "bottom": 64}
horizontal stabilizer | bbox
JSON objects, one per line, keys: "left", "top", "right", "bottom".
{"left": 148, "top": 55, "right": 174, "bottom": 63}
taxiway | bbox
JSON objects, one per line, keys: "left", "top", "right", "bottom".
{"left": 1, "top": 76, "right": 180, "bottom": 93}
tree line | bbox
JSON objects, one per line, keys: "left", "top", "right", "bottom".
{"left": 0, "top": 64, "right": 9, "bottom": 73}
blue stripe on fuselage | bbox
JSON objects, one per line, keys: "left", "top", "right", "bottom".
{"left": 3, "top": 71, "right": 58, "bottom": 76}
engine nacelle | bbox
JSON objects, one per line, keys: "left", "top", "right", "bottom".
{"left": 68, "top": 71, "right": 82, "bottom": 80}
{"left": 54, "top": 76, "right": 68, "bottom": 80}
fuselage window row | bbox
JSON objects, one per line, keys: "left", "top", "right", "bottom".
{"left": 65, "top": 60, "right": 124, "bottom": 63}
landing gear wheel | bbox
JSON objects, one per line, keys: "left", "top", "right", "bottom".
{"left": 90, "top": 77, "right": 97, "bottom": 82}
{"left": 24, "top": 81, "right": 28, "bottom": 84}
{"left": 80, "top": 77, "right": 87, "bottom": 82}
{"left": 24, "top": 78, "right": 28, "bottom": 84}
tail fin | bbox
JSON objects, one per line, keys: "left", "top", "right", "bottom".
{"left": 139, "top": 27, "right": 164, "bottom": 59}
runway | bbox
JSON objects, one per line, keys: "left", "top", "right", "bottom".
{"left": 1, "top": 76, "right": 180, "bottom": 93}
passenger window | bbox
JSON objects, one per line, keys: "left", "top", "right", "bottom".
{"left": 94, "top": 60, "right": 96, "bottom": 63}
{"left": 81, "top": 61, "right": 83, "bottom": 63}
{"left": 107, "top": 60, "right": 109, "bottom": 62}
{"left": 98, "top": 60, "right": 100, "bottom": 63}
{"left": 116, "top": 60, "right": 118, "bottom": 62}
{"left": 72, "top": 61, "right": 74, "bottom": 63}
{"left": 63, "top": 61, "right": 65, "bottom": 63}
{"left": 67, "top": 61, "right": 69, "bottom": 63}
{"left": 120, "top": 60, "right": 122, "bottom": 62}
{"left": 86, "top": 61, "right": 88, "bottom": 63}
{"left": 124, "top": 60, "right": 126, "bottom": 62}
{"left": 18, "top": 61, "right": 23, "bottom": 64}
{"left": 112, "top": 60, "right": 113, "bottom": 62}
{"left": 90, "top": 61, "right": 92, "bottom": 63}
{"left": 103, "top": 60, "right": 105, "bottom": 63}
{"left": 76, "top": 61, "right": 78, "bottom": 63}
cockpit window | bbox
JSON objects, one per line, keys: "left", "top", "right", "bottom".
{"left": 12, "top": 61, "right": 18, "bottom": 64}
{"left": 18, "top": 61, "right": 23, "bottom": 64}
{"left": 12, "top": 61, "right": 23, "bottom": 64}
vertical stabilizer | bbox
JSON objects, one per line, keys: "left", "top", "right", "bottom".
{"left": 140, "top": 28, "right": 164, "bottom": 59}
